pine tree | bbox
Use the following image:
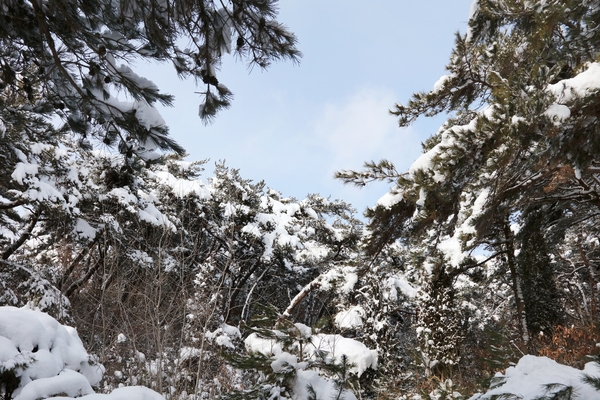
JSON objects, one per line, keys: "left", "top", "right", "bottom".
{"left": 516, "top": 206, "right": 564, "bottom": 337}
{"left": 1, "top": 0, "right": 300, "bottom": 154}
{"left": 415, "top": 258, "right": 463, "bottom": 379}
{"left": 0, "top": 0, "right": 300, "bottom": 299}
{"left": 338, "top": 0, "right": 600, "bottom": 352}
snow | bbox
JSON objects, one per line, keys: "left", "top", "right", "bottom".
{"left": 308, "top": 334, "right": 377, "bottom": 376}
{"left": 293, "top": 369, "right": 357, "bottom": 400}
{"left": 206, "top": 324, "right": 241, "bottom": 349}
{"left": 293, "top": 323, "right": 312, "bottom": 339}
{"left": 263, "top": 351, "right": 357, "bottom": 400}
{"left": 245, "top": 333, "right": 283, "bottom": 356}
{"left": 301, "top": 206, "right": 319, "bottom": 220}
{"left": 433, "top": 74, "right": 454, "bottom": 93}
{"left": 270, "top": 352, "right": 304, "bottom": 373}
{"left": 471, "top": 355, "right": 600, "bottom": 399}
{"left": 17, "top": 370, "right": 94, "bottom": 400}
{"left": 0, "top": 306, "right": 166, "bottom": 400}
{"left": 544, "top": 63, "right": 600, "bottom": 127}
{"left": 544, "top": 103, "right": 571, "bottom": 123}
{"left": 11, "top": 162, "right": 39, "bottom": 185}
{"left": 408, "top": 122, "right": 469, "bottom": 179}
{"left": 101, "top": 55, "right": 166, "bottom": 133}
{"left": 245, "top": 330, "right": 366, "bottom": 400}
{"left": 27, "top": 178, "right": 65, "bottom": 203}
{"left": 376, "top": 189, "right": 404, "bottom": 209}
{"left": 131, "top": 102, "right": 165, "bottom": 131}
{"left": 548, "top": 62, "right": 600, "bottom": 103}
{"left": 466, "top": 0, "right": 480, "bottom": 41}
{"left": 245, "top": 328, "right": 377, "bottom": 377}
{"left": 340, "top": 270, "right": 358, "bottom": 293}
{"left": 138, "top": 202, "right": 176, "bottom": 232}
{"left": 377, "top": 112, "right": 485, "bottom": 211}
{"left": 409, "top": 146, "right": 438, "bottom": 177}
{"left": 30, "top": 143, "right": 53, "bottom": 155}
{"left": 320, "top": 266, "right": 358, "bottom": 294}
{"left": 0, "top": 306, "right": 103, "bottom": 399}
{"left": 256, "top": 196, "right": 307, "bottom": 260}
{"left": 113, "top": 64, "right": 159, "bottom": 91}
{"left": 102, "top": 188, "right": 138, "bottom": 208}
{"left": 437, "top": 188, "right": 490, "bottom": 267}
{"left": 74, "top": 218, "right": 97, "bottom": 240}
{"left": 384, "top": 276, "right": 418, "bottom": 300}
{"left": 178, "top": 347, "right": 201, "bottom": 363}
{"left": 334, "top": 306, "right": 365, "bottom": 329}
{"left": 437, "top": 236, "right": 463, "bottom": 267}
{"left": 54, "top": 386, "right": 165, "bottom": 400}
{"left": 151, "top": 170, "right": 212, "bottom": 199}
{"left": 223, "top": 202, "right": 236, "bottom": 217}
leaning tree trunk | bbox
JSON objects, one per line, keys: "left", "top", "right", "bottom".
{"left": 576, "top": 235, "right": 598, "bottom": 325}
{"left": 503, "top": 218, "right": 530, "bottom": 352}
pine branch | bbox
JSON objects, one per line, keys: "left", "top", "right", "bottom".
{"left": 1, "top": 209, "right": 41, "bottom": 261}
{"left": 275, "top": 275, "right": 322, "bottom": 327}
{"left": 582, "top": 373, "right": 600, "bottom": 392}
{"left": 0, "top": 198, "right": 28, "bottom": 210}
{"left": 65, "top": 242, "right": 105, "bottom": 297}
{"left": 58, "top": 232, "right": 102, "bottom": 290}
{"left": 335, "top": 159, "right": 402, "bottom": 187}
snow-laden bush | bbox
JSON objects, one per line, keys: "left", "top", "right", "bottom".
{"left": 0, "top": 306, "right": 164, "bottom": 400}
{"left": 470, "top": 355, "right": 600, "bottom": 400}
{"left": 222, "top": 311, "right": 378, "bottom": 400}
{"left": 245, "top": 323, "right": 377, "bottom": 378}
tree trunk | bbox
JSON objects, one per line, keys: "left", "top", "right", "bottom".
{"left": 577, "top": 235, "right": 598, "bottom": 325}
{"left": 503, "top": 218, "right": 530, "bottom": 352}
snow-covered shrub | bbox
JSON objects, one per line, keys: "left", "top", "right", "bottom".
{"left": 223, "top": 309, "right": 377, "bottom": 400}
{"left": 0, "top": 306, "right": 103, "bottom": 400}
{"left": 44, "top": 159, "right": 362, "bottom": 400}
{"left": 329, "top": 260, "right": 419, "bottom": 397}
{"left": 0, "top": 306, "right": 169, "bottom": 400}
{"left": 0, "top": 261, "right": 70, "bottom": 322}
{"left": 470, "top": 355, "right": 600, "bottom": 400}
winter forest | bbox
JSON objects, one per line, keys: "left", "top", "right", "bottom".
{"left": 3, "top": 0, "right": 600, "bottom": 399}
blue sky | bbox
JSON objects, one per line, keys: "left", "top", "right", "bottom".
{"left": 147, "top": 1, "right": 474, "bottom": 216}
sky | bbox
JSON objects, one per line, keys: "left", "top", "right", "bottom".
{"left": 144, "top": 0, "right": 475, "bottom": 216}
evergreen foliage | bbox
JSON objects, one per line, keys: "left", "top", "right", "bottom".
{"left": 415, "top": 258, "right": 463, "bottom": 379}
{"left": 0, "top": 0, "right": 301, "bottom": 331}
{"left": 0, "top": 0, "right": 300, "bottom": 154}
{"left": 222, "top": 307, "right": 362, "bottom": 400}
{"left": 339, "top": 0, "right": 600, "bottom": 357}
{"left": 516, "top": 207, "right": 564, "bottom": 336}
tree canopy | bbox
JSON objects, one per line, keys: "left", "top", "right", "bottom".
{"left": 0, "top": 0, "right": 300, "bottom": 156}
{"left": 338, "top": 0, "right": 600, "bottom": 363}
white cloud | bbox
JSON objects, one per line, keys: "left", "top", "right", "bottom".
{"left": 313, "top": 86, "right": 422, "bottom": 174}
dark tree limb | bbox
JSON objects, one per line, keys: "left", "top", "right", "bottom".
{"left": 59, "top": 232, "right": 102, "bottom": 290}
{"left": 0, "top": 198, "right": 28, "bottom": 210}
{"left": 2, "top": 209, "right": 41, "bottom": 260}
